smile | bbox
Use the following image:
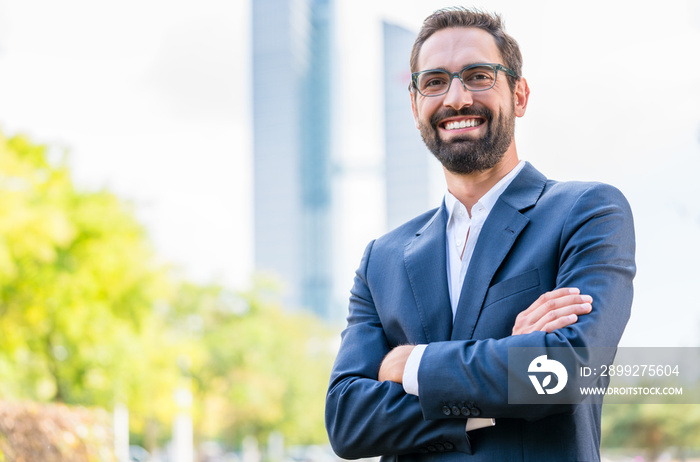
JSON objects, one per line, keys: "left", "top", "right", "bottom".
{"left": 442, "top": 118, "right": 485, "bottom": 131}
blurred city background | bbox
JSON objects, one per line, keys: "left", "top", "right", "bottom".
{"left": 0, "top": 0, "right": 699, "bottom": 460}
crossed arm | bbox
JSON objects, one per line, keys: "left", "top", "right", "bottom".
{"left": 326, "top": 281, "right": 604, "bottom": 458}
{"left": 378, "top": 287, "right": 593, "bottom": 384}
{"left": 326, "top": 184, "right": 635, "bottom": 458}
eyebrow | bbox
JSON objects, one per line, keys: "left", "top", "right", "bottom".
{"left": 415, "top": 62, "right": 497, "bottom": 73}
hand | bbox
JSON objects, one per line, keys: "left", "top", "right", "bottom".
{"left": 378, "top": 345, "right": 415, "bottom": 384}
{"left": 512, "top": 288, "right": 592, "bottom": 335}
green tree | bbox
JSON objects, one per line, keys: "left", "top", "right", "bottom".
{"left": 0, "top": 130, "right": 336, "bottom": 450}
{"left": 602, "top": 403, "right": 700, "bottom": 460}
{"left": 166, "top": 278, "right": 336, "bottom": 447}
{"left": 0, "top": 131, "right": 175, "bottom": 423}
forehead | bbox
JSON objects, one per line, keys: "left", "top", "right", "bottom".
{"left": 417, "top": 27, "right": 502, "bottom": 71}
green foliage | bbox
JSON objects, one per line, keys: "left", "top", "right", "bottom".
{"left": 166, "top": 278, "right": 336, "bottom": 446}
{"left": 0, "top": 132, "right": 167, "bottom": 407}
{"left": 602, "top": 403, "right": 700, "bottom": 460}
{"left": 0, "top": 130, "right": 335, "bottom": 449}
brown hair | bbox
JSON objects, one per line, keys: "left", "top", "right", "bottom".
{"left": 410, "top": 7, "right": 522, "bottom": 90}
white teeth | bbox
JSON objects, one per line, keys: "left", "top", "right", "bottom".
{"left": 445, "top": 119, "right": 481, "bottom": 130}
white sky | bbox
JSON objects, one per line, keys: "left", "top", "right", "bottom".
{"left": 0, "top": 0, "right": 699, "bottom": 346}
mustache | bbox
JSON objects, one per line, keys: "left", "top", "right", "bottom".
{"left": 430, "top": 105, "right": 493, "bottom": 127}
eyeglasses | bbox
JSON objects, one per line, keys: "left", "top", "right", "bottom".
{"left": 410, "top": 63, "right": 518, "bottom": 97}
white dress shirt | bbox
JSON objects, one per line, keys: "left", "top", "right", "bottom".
{"left": 402, "top": 161, "right": 526, "bottom": 396}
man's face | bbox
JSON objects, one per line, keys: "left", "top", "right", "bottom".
{"left": 411, "top": 27, "right": 527, "bottom": 175}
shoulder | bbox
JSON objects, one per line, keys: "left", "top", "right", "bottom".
{"left": 543, "top": 178, "right": 623, "bottom": 197}
{"left": 373, "top": 206, "right": 442, "bottom": 249}
{"left": 354, "top": 206, "right": 442, "bottom": 276}
{"left": 512, "top": 163, "right": 634, "bottom": 235}
{"left": 500, "top": 163, "right": 632, "bottom": 219}
{"left": 362, "top": 206, "right": 442, "bottom": 262}
{"left": 535, "top": 179, "right": 634, "bottom": 247}
{"left": 540, "top": 179, "right": 632, "bottom": 213}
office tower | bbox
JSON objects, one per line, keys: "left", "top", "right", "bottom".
{"left": 383, "top": 21, "right": 440, "bottom": 231}
{"left": 252, "top": 0, "right": 333, "bottom": 319}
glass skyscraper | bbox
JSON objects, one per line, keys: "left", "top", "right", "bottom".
{"left": 252, "top": 0, "right": 333, "bottom": 319}
{"left": 383, "top": 21, "right": 441, "bottom": 231}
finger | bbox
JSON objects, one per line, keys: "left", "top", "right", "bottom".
{"left": 532, "top": 302, "right": 593, "bottom": 332}
{"left": 520, "top": 287, "right": 581, "bottom": 316}
{"left": 528, "top": 293, "right": 592, "bottom": 323}
{"left": 540, "top": 314, "right": 579, "bottom": 333}
{"left": 512, "top": 289, "right": 592, "bottom": 335}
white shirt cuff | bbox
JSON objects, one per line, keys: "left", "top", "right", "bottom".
{"left": 466, "top": 418, "right": 496, "bottom": 432}
{"left": 402, "top": 344, "right": 427, "bottom": 396}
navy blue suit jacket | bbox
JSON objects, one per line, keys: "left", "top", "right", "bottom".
{"left": 325, "top": 163, "right": 636, "bottom": 461}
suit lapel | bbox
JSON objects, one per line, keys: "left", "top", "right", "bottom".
{"left": 451, "top": 163, "right": 547, "bottom": 340}
{"left": 404, "top": 206, "right": 453, "bottom": 342}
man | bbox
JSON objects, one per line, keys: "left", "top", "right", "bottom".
{"left": 325, "top": 7, "right": 635, "bottom": 462}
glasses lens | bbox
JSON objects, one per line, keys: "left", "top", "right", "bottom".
{"left": 414, "top": 65, "right": 500, "bottom": 96}
{"left": 416, "top": 71, "right": 451, "bottom": 96}
{"left": 461, "top": 65, "right": 496, "bottom": 91}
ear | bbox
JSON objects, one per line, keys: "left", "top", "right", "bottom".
{"left": 513, "top": 77, "right": 530, "bottom": 117}
{"left": 410, "top": 92, "right": 420, "bottom": 129}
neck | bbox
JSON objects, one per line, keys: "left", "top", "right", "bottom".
{"left": 444, "top": 147, "right": 519, "bottom": 215}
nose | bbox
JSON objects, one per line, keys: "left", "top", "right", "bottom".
{"left": 442, "top": 75, "right": 473, "bottom": 110}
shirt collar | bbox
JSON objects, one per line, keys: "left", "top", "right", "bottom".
{"left": 444, "top": 160, "right": 526, "bottom": 223}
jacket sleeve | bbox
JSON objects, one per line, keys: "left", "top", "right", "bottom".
{"left": 325, "top": 240, "right": 473, "bottom": 459}
{"left": 416, "top": 183, "right": 636, "bottom": 421}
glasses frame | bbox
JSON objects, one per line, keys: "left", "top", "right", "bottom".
{"left": 409, "top": 63, "right": 519, "bottom": 97}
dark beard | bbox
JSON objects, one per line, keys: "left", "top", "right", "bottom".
{"left": 418, "top": 103, "right": 515, "bottom": 174}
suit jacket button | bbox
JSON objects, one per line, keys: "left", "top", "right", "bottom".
{"left": 451, "top": 406, "right": 460, "bottom": 416}
{"left": 444, "top": 442, "right": 454, "bottom": 451}
{"left": 460, "top": 407, "right": 471, "bottom": 417}
{"left": 470, "top": 407, "right": 481, "bottom": 417}
{"left": 427, "top": 445, "right": 437, "bottom": 452}
{"left": 442, "top": 406, "right": 451, "bottom": 416}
